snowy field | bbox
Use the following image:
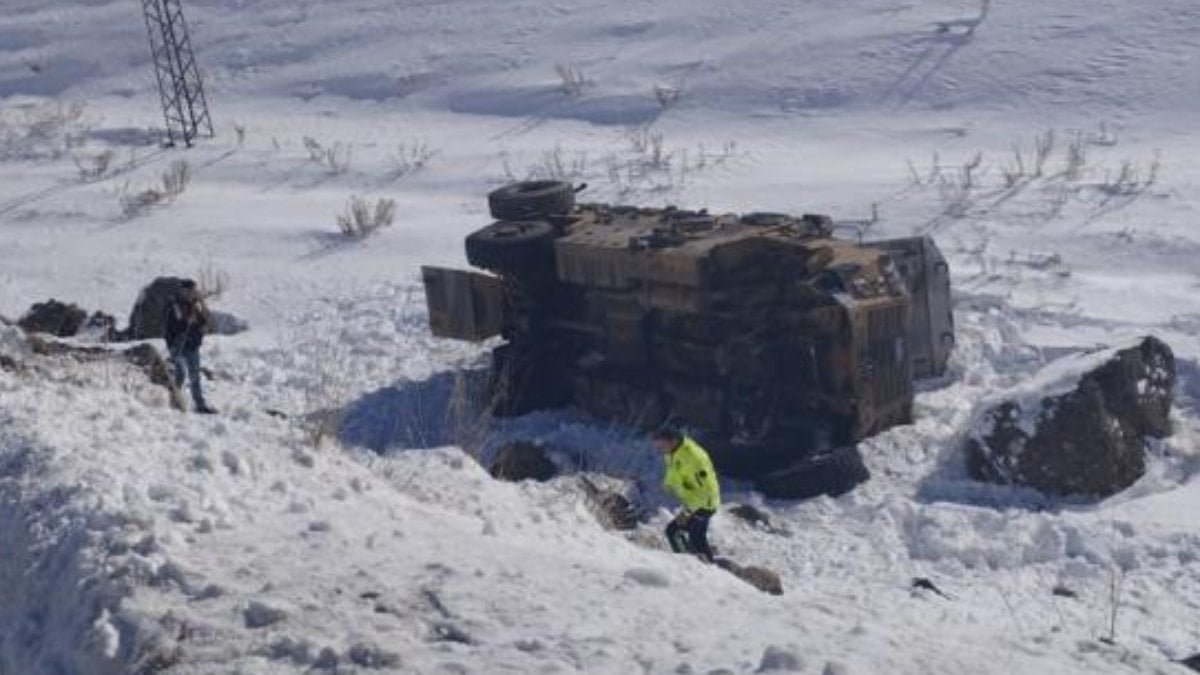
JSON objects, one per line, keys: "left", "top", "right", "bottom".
{"left": 2, "top": 0, "right": 1200, "bottom": 673}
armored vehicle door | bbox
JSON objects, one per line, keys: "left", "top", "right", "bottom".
{"left": 421, "top": 266, "right": 504, "bottom": 341}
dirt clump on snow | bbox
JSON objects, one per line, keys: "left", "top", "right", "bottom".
{"left": 579, "top": 476, "right": 639, "bottom": 530}
{"left": 18, "top": 299, "right": 88, "bottom": 337}
{"left": 243, "top": 600, "right": 287, "bottom": 629}
{"left": 489, "top": 441, "right": 558, "bottom": 482}
{"left": 757, "top": 644, "right": 805, "bottom": 672}
{"left": 715, "top": 557, "right": 784, "bottom": 595}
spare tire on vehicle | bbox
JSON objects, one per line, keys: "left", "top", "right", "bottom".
{"left": 487, "top": 181, "right": 575, "bottom": 221}
{"left": 465, "top": 220, "right": 556, "bottom": 272}
{"left": 754, "top": 445, "right": 869, "bottom": 500}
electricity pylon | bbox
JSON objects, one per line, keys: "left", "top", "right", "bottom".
{"left": 141, "top": 0, "right": 213, "bottom": 147}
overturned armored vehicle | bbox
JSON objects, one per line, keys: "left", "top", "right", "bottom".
{"left": 422, "top": 181, "right": 953, "bottom": 497}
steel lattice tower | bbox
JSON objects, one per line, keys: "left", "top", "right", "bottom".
{"left": 141, "top": 0, "right": 213, "bottom": 147}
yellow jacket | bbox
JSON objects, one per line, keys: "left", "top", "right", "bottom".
{"left": 662, "top": 436, "right": 721, "bottom": 512}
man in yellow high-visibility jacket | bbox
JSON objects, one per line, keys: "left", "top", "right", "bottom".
{"left": 653, "top": 422, "right": 721, "bottom": 562}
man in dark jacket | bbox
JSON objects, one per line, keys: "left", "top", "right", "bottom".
{"left": 164, "top": 281, "right": 216, "bottom": 414}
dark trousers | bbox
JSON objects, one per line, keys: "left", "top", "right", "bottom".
{"left": 666, "top": 509, "right": 715, "bottom": 560}
{"left": 169, "top": 346, "right": 206, "bottom": 409}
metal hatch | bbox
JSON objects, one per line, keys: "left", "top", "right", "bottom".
{"left": 421, "top": 266, "right": 504, "bottom": 341}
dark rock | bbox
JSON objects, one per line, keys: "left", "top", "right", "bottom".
{"left": 489, "top": 441, "right": 557, "bottom": 482}
{"left": 821, "top": 662, "right": 849, "bottom": 675}
{"left": 755, "top": 445, "right": 869, "bottom": 500}
{"left": 911, "top": 577, "right": 951, "bottom": 599}
{"left": 1051, "top": 585, "right": 1078, "bottom": 599}
{"left": 757, "top": 645, "right": 804, "bottom": 672}
{"left": 728, "top": 504, "right": 772, "bottom": 529}
{"left": 18, "top": 299, "right": 87, "bottom": 337}
{"left": 267, "top": 636, "right": 315, "bottom": 665}
{"left": 314, "top": 647, "right": 339, "bottom": 669}
{"left": 430, "top": 622, "right": 473, "bottom": 645}
{"left": 736, "top": 565, "right": 784, "bottom": 596}
{"left": 579, "top": 476, "right": 639, "bottom": 530}
{"left": 243, "top": 600, "right": 287, "bottom": 628}
{"left": 123, "top": 343, "right": 174, "bottom": 386}
{"left": 80, "top": 311, "right": 118, "bottom": 342}
{"left": 966, "top": 337, "right": 1175, "bottom": 498}
{"left": 127, "top": 277, "right": 194, "bottom": 340}
{"left": 25, "top": 333, "right": 84, "bottom": 357}
{"left": 596, "top": 491, "right": 638, "bottom": 530}
{"left": 192, "top": 584, "right": 224, "bottom": 600}
{"left": 123, "top": 343, "right": 184, "bottom": 409}
{"left": 728, "top": 503, "right": 789, "bottom": 535}
{"left": 715, "top": 558, "right": 783, "bottom": 595}
{"left": 346, "top": 642, "right": 401, "bottom": 669}
{"left": 128, "top": 278, "right": 248, "bottom": 342}
{"left": 1179, "top": 654, "right": 1200, "bottom": 672}
{"left": 514, "top": 639, "right": 544, "bottom": 653}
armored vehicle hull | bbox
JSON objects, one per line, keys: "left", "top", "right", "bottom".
{"left": 423, "top": 181, "right": 952, "bottom": 495}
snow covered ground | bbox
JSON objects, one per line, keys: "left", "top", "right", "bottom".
{"left": 2, "top": 0, "right": 1199, "bottom": 672}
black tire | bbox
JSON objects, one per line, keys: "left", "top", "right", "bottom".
{"left": 488, "top": 181, "right": 576, "bottom": 221}
{"left": 754, "top": 445, "right": 870, "bottom": 500}
{"left": 465, "top": 220, "right": 556, "bottom": 272}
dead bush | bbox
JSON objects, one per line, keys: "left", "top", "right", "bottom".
{"left": 161, "top": 160, "right": 191, "bottom": 198}
{"left": 73, "top": 149, "right": 115, "bottom": 181}
{"left": 653, "top": 85, "right": 682, "bottom": 110}
{"left": 554, "top": 63, "right": 590, "bottom": 98}
{"left": 336, "top": 196, "right": 396, "bottom": 239}
{"left": 197, "top": 265, "right": 230, "bottom": 300}
{"left": 116, "top": 160, "right": 192, "bottom": 219}
{"left": 303, "top": 136, "right": 352, "bottom": 174}
{"left": 390, "top": 140, "right": 436, "bottom": 178}
{"left": 0, "top": 100, "right": 90, "bottom": 160}
{"left": 117, "top": 182, "right": 166, "bottom": 219}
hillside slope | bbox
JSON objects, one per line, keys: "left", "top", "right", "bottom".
{"left": 2, "top": 0, "right": 1199, "bottom": 673}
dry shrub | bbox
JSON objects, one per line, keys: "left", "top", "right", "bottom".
{"left": 336, "top": 196, "right": 396, "bottom": 239}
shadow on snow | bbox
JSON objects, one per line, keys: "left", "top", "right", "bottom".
{"left": 337, "top": 368, "right": 662, "bottom": 482}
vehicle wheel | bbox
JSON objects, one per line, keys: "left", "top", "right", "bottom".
{"left": 754, "top": 445, "right": 870, "bottom": 500}
{"left": 487, "top": 181, "right": 576, "bottom": 220}
{"left": 465, "top": 220, "right": 556, "bottom": 272}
